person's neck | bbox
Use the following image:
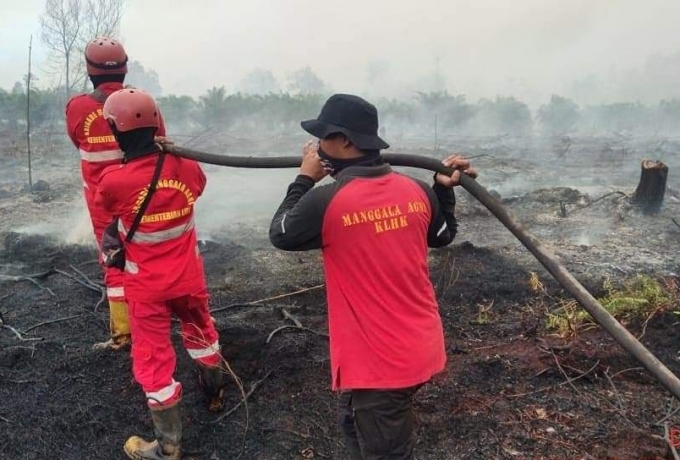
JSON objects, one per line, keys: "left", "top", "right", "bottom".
{"left": 116, "top": 131, "right": 160, "bottom": 163}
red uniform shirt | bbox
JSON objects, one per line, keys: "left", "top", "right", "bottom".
{"left": 270, "top": 163, "right": 458, "bottom": 390}
{"left": 65, "top": 82, "right": 166, "bottom": 190}
{"left": 94, "top": 153, "right": 207, "bottom": 303}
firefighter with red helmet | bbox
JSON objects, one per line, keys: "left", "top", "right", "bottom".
{"left": 95, "top": 88, "right": 225, "bottom": 459}
{"left": 65, "top": 37, "right": 166, "bottom": 350}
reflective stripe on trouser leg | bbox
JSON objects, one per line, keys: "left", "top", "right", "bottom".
{"left": 107, "top": 286, "right": 125, "bottom": 299}
{"left": 146, "top": 379, "right": 182, "bottom": 408}
{"left": 128, "top": 300, "right": 180, "bottom": 408}
{"left": 104, "top": 264, "right": 125, "bottom": 300}
{"left": 187, "top": 340, "right": 220, "bottom": 366}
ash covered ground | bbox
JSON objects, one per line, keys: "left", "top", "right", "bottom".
{"left": 1, "top": 133, "right": 680, "bottom": 459}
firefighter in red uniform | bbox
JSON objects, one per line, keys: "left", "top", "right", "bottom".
{"left": 95, "top": 88, "right": 225, "bottom": 460}
{"left": 269, "top": 94, "right": 478, "bottom": 460}
{"left": 65, "top": 37, "right": 166, "bottom": 350}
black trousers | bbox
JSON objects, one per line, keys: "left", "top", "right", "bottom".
{"left": 338, "top": 385, "right": 422, "bottom": 460}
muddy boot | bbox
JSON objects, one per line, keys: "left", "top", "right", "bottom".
{"left": 198, "top": 363, "right": 226, "bottom": 412}
{"left": 124, "top": 405, "right": 182, "bottom": 460}
{"left": 92, "top": 335, "right": 131, "bottom": 351}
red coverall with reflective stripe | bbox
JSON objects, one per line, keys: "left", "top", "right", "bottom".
{"left": 94, "top": 152, "right": 219, "bottom": 408}
{"left": 65, "top": 82, "right": 166, "bottom": 300}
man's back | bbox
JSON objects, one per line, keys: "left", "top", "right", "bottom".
{"left": 95, "top": 154, "right": 207, "bottom": 302}
{"left": 66, "top": 82, "right": 126, "bottom": 187}
{"left": 321, "top": 170, "right": 446, "bottom": 390}
{"left": 270, "top": 163, "right": 453, "bottom": 391}
{"left": 66, "top": 83, "right": 167, "bottom": 189}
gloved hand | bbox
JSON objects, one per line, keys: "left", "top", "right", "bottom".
{"left": 101, "top": 218, "right": 125, "bottom": 271}
{"left": 155, "top": 136, "right": 175, "bottom": 150}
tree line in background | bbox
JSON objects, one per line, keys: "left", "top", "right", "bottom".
{"left": 5, "top": 0, "right": 679, "bottom": 142}
{"left": 3, "top": 82, "right": 680, "bottom": 138}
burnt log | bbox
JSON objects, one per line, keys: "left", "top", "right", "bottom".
{"left": 631, "top": 160, "right": 668, "bottom": 214}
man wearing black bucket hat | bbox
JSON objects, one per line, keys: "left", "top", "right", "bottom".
{"left": 269, "top": 94, "right": 477, "bottom": 460}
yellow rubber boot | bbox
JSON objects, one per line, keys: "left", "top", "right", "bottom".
{"left": 110, "top": 300, "right": 131, "bottom": 342}
{"left": 93, "top": 300, "right": 131, "bottom": 351}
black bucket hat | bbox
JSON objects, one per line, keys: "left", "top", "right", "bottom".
{"left": 301, "top": 94, "right": 389, "bottom": 150}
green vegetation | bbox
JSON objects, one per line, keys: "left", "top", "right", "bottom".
{"left": 3, "top": 81, "right": 680, "bottom": 140}
{"left": 543, "top": 275, "right": 679, "bottom": 337}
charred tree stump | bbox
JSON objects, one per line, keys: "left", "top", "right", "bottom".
{"left": 631, "top": 160, "right": 668, "bottom": 214}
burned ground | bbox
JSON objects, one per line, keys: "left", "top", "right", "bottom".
{"left": 1, "top": 231, "right": 680, "bottom": 460}
{"left": 2, "top": 134, "right": 680, "bottom": 459}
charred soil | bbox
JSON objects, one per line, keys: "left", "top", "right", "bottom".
{"left": 1, "top": 231, "right": 680, "bottom": 460}
{"left": 2, "top": 134, "right": 680, "bottom": 459}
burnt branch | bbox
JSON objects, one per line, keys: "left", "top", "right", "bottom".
{"left": 0, "top": 314, "right": 43, "bottom": 342}
{"left": 0, "top": 270, "right": 56, "bottom": 296}
{"left": 209, "top": 303, "right": 263, "bottom": 315}
{"left": 574, "top": 191, "right": 628, "bottom": 212}
{"left": 281, "top": 307, "right": 303, "bottom": 327}
{"left": 94, "top": 290, "right": 107, "bottom": 312}
{"left": 266, "top": 325, "right": 328, "bottom": 344}
{"left": 657, "top": 399, "right": 680, "bottom": 426}
{"left": 67, "top": 265, "right": 107, "bottom": 312}
{"left": 507, "top": 359, "right": 600, "bottom": 398}
{"left": 210, "top": 285, "right": 324, "bottom": 315}
{"left": 68, "top": 265, "right": 104, "bottom": 289}
{"left": 604, "top": 368, "right": 627, "bottom": 412}
{"left": 551, "top": 350, "right": 584, "bottom": 397}
{"left": 21, "top": 314, "right": 84, "bottom": 334}
{"left": 268, "top": 302, "right": 327, "bottom": 343}
{"left": 214, "top": 370, "right": 274, "bottom": 423}
{"left": 53, "top": 269, "right": 103, "bottom": 294}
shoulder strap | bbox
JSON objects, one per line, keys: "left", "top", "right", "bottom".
{"left": 89, "top": 88, "right": 108, "bottom": 104}
{"left": 125, "top": 153, "right": 166, "bottom": 243}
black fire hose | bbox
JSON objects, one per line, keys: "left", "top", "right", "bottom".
{"left": 164, "top": 144, "right": 680, "bottom": 401}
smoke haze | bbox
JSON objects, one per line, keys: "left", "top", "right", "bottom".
{"left": 3, "top": 0, "right": 680, "bottom": 249}
{"left": 3, "top": 0, "right": 680, "bottom": 105}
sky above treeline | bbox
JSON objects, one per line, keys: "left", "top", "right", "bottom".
{"left": 2, "top": 0, "right": 680, "bottom": 106}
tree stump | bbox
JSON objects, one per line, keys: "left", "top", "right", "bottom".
{"left": 631, "top": 160, "right": 668, "bottom": 214}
